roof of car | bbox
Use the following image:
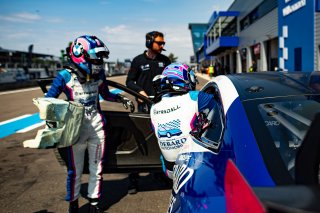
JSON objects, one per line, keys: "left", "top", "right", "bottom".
{"left": 227, "top": 71, "right": 319, "bottom": 101}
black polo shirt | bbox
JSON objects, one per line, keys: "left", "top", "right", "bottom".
{"left": 126, "top": 51, "right": 171, "bottom": 96}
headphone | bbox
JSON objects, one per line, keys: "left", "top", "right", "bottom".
{"left": 145, "top": 31, "right": 155, "bottom": 49}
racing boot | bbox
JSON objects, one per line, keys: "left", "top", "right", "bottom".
{"left": 68, "top": 199, "right": 79, "bottom": 213}
{"left": 88, "top": 204, "right": 104, "bottom": 213}
{"left": 88, "top": 198, "right": 104, "bottom": 213}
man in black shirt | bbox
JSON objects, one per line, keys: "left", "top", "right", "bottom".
{"left": 126, "top": 31, "right": 171, "bottom": 112}
{"left": 125, "top": 31, "right": 171, "bottom": 194}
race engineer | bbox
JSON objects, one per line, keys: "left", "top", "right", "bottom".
{"left": 45, "top": 35, "right": 133, "bottom": 213}
{"left": 125, "top": 30, "right": 171, "bottom": 194}
{"left": 150, "top": 63, "right": 216, "bottom": 179}
{"left": 126, "top": 30, "right": 171, "bottom": 113}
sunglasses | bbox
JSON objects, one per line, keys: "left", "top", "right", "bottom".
{"left": 154, "top": 41, "right": 166, "bottom": 46}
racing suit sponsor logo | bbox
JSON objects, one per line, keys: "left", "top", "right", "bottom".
{"left": 158, "top": 62, "right": 164, "bottom": 67}
{"left": 91, "top": 65, "right": 103, "bottom": 74}
{"left": 159, "top": 137, "right": 186, "bottom": 150}
{"left": 172, "top": 163, "right": 194, "bottom": 194}
{"left": 177, "top": 153, "right": 192, "bottom": 161}
{"left": 153, "top": 105, "right": 181, "bottom": 115}
{"left": 157, "top": 119, "right": 187, "bottom": 150}
{"left": 70, "top": 82, "right": 99, "bottom": 115}
{"left": 140, "top": 64, "right": 150, "bottom": 71}
{"left": 74, "top": 90, "right": 98, "bottom": 96}
{"left": 265, "top": 120, "right": 280, "bottom": 126}
{"left": 73, "top": 81, "right": 99, "bottom": 107}
{"left": 167, "top": 195, "right": 176, "bottom": 213}
{"left": 157, "top": 119, "right": 182, "bottom": 138}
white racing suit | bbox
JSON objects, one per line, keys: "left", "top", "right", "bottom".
{"left": 150, "top": 91, "right": 215, "bottom": 179}
{"left": 45, "top": 69, "right": 120, "bottom": 202}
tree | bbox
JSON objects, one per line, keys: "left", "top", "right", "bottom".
{"left": 60, "top": 42, "right": 72, "bottom": 63}
{"left": 60, "top": 49, "right": 65, "bottom": 63}
{"left": 168, "top": 53, "right": 178, "bottom": 63}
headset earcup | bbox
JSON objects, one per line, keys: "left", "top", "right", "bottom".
{"left": 146, "top": 31, "right": 154, "bottom": 49}
{"left": 146, "top": 39, "right": 151, "bottom": 48}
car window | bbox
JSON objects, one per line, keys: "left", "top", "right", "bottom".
{"left": 258, "top": 99, "right": 320, "bottom": 178}
{"left": 200, "top": 85, "right": 225, "bottom": 154}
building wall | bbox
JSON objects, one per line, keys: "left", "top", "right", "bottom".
{"left": 278, "top": 0, "right": 315, "bottom": 72}
{"left": 221, "top": 0, "right": 277, "bottom": 72}
{"left": 196, "top": 0, "right": 318, "bottom": 73}
{"left": 229, "top": 0, "right": 264, "bottom": 18}
{"left": 239, "top": 8, "right": 278, "bottom": 72}
{"left": 315, "top": 12, "right": 320, "bottom": 70}
{"left": 238, "top": 9, "right": 278, "bottom": 48}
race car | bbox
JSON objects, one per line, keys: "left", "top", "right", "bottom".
{"left": 169, "top": 71, "right": 320, "bottom": 213}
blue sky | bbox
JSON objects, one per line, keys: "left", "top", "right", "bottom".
{"left": 0, "top": 0, "right": 233, "bottom": 63}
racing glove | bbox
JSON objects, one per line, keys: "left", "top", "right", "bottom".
{"left": 118, "top": 94, "right": 135, "bottom": 112}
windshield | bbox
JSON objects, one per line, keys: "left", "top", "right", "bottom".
{"left": 257, "top": 98, "right": 320, "bottom": 178}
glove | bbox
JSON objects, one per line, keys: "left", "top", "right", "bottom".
{"left": 119, "top": 95, "right": 135, "bottom": 112}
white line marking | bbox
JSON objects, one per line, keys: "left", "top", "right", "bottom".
{"left": 17, "top": 121, "right": 45, "bottom": 133}
{"left": 0, "top": 114, "right": 32, "bottom": 126}
{"left": 0, "top": 87, "right": 40, "bottom": 95}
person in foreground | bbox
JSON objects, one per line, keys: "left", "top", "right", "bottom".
{"left": 150, "top": 63, "right": 216, "bottom": 179}
{"left": 45, "top": 35, "right": 133, "bottom": 213}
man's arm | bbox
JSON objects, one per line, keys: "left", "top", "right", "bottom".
{"left": 126, "top": 58, "right": 143, "bottom": 93}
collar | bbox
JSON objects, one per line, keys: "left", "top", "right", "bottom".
{"left": 144, "top": 50, "right": 157, "bottom": 60}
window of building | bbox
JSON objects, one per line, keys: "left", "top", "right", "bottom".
{"left": 240, "top": 0, "right": 277, "bottom": 31}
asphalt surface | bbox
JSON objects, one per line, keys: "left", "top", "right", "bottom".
{"left": 0, "top": 73, "right": 210, "bottom": 213}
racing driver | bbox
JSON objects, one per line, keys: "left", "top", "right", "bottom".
{"left": 45, "top": 35, "right": 133, "bottom": 213}
{"left": 150, "top": 63, "right": 216, "bottom": 179}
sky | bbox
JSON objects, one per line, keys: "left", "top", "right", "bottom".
{"left": 0, "top": 0, "right": 233, "bottom": 63}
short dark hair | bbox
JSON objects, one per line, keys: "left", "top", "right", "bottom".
{"left": 146, "top": 31, "right": 164, "bottom": 41}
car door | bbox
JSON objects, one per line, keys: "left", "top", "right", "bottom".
{"left": 101, "top": 80, "right": 161, "bottom": 173}
{"left": 37, "top": 78, "right": 162, "bottom": 174}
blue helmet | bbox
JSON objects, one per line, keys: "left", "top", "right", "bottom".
{"left": 152, "top": 63, "right": 198, "bottom": 101}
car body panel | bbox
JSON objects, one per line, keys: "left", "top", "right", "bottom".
{"left": 202, "top": 75, "right": 275, "bottom": 186}
{"left": 224, "top": 96, "right": 275, "bottom": 186}
{"left": 228, "top": 72, "right": 314, "bottom": 101}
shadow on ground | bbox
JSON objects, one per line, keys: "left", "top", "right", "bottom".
{"left": 79, "top": 172, "right": 172, "bottom": 212}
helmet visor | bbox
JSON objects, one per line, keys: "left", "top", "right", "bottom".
{"left": 87, "top": 46, "right": 110, "bottom": 65}
{"left": 167, "top": 77, "right": 188, "bottom": 91}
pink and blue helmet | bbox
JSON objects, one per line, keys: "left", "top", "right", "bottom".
{"left": 152, "top": 63, "right": 198, "bottom": 101}
{"left": 162, "top": 63, "right": 197, "bottom": 91}
{"left": 69, "top": 35, "right": 109, "bottom": 76}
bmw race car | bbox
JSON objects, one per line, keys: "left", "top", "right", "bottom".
{"left": 169, "top": 71, "right": 320, "bottom": 213}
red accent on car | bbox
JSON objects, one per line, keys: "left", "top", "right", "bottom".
{"left": 224, "top": 159, "right": 266, "bottom": 213}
